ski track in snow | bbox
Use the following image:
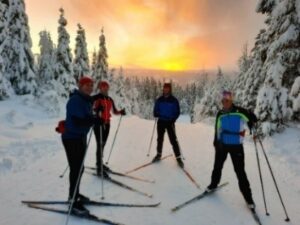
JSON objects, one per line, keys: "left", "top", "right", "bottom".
{"left": 0, "top": 98, "right": 299, "bottom": 225}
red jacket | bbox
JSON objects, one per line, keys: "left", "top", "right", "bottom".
{"left": 93, "top": 94, "right": 121, "bottom": 124}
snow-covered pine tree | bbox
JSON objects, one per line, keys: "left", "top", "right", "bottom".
{"left": 3, "top": 0, "right": 36, "bottom": 95}
{"left": 240, "top": 29, "right": 269, "bottom": 110}
{"left": 37, "top": 30, "right": 55, "bottom": 84}
{"left": 94, "top": 28, "right": 109, "bottom": 86}
{"left": 112, "top": 67, "right": 131, "bottom": 114}
{"left": 73, "top": 24, "right": 90, "bottom": 82}
{"left": 0, "top": 0, "right": 13, "bottom": 100}
{"left": 290, "top": 77, "right": 300, "bottom": 119}
{"left": 255, "top": 0, "right": 300, "bottom": 135}
{"left": 192, "top": 67, "right": 229, "bottom": 121}
{"left": 233, "top": 43, "right": 252, "bottom": 105}
{"left": 91, "top": 48, "right": 97, "bottom": 80}
{"left": 36, "top": 30, "right": 63, "bottom": 116}
{"left": 54, "top": 8, "right": 76, "bottom": 98}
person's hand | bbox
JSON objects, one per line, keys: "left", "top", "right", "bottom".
{"left": 120, "top": 109, "right": 126, "bottom": 116}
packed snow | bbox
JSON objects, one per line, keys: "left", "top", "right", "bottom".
{"left": 0, "top": 97, "right": 299, "bottom": 225}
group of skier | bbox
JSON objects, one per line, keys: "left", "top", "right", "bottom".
{"left": 59, "top": 75, "right": 258, "bottom": 216}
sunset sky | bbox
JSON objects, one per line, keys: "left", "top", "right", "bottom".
{"left": 26, "top": 0, "right": 265, "bottom": 71}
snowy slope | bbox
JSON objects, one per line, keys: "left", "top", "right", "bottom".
{"left": 0, "top": 97, "right": 300, "bottom": 225}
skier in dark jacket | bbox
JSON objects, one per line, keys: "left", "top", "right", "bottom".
{"left": 206, "top": 91, "right": 258, "bottom": 209}
{"left": 62, "top": 76, "right": 97, "bottom": 215}
{"left": 93, "top": 81, "right": 126, "bottom": 177}
{"left": 152, "top": 82, "right": 184, "bottom": 168}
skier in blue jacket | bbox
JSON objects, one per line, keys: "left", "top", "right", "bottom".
{"left": 206, "top": 91, "right": 257, "bottom": 209}
{"left": 152, "top": 83, "right": 184, "bottom": 168}
{"left": 62, "top": 76, "right": 98, "bottom": 215}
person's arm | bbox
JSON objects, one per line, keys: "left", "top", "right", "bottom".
{"left": 71, "top": 115, "right": 95, "bottom": 127}
{"left": 91, "top": 93, "right": 103, "bottom": 102}
{"left": 214, "top": 111, "right": 221, "bottom": 147}
{"left": 238, "top": 107, "right": 258, "bottom": 133}
{"left": 174, "top": 98, "right": 180, "bottom": 121}
{"left": 111, "top": 98, "right": 126, "bottom": 115}
{"left": 153, "top": 99, "right": 159, "bottom": 118}
{"left": 67, "top": 98, "right": 95, "bottom": 127}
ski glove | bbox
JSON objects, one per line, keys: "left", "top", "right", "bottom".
{"left": 120, "top": 109, "right": 126, "bottom": 116}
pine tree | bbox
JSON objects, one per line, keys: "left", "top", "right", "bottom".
{"left": 113, "top": 67, "right": 131, "bottom": 114}
{"left": 240, "top": 29, "right": 269, "bottom": 110}
{"left": 36, "top": 30, "right": 63, "bottom": 116}
{"left": 54, "top": 8, "right": 76, "bottom": 97}
{"left": 73, "top": 24, "right": 90, "bottom": 82}
{"left": 37, "top": 30, "right": 55, "bottom": 84}
{"left": 193, "top": 67, "right": 229, "bottom": 121}
{"left": 0, "top": 0, "right": 13, "bottom": 99}
{"left": 91, "top": 48, "right": 97, "bottom": 80}
{"left": 233, "top": 43, "right": 252, "bottom": 105}
{"left": 94, "top": 28, "right": 109, "bottom": 85}
{"left": 255, "top": 0, "right": 300, "bottom": 134}
{"left": 3, "top": 0, "right": 36, "bottom": 95}
{"left": 290, "top": 77, "right": 300, "bottom": 119}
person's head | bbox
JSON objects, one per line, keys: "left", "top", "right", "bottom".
{"left": 221, "top": 91, "right": 233, "bottom": 110}
{"left": 98, "top": 81, "right": 110, "bottom": 95}
{"left": 78, "top": 76, "right": 94, "bottom": 96}
{"left": 163, "top": 83, "right": 172, "bottom": 96}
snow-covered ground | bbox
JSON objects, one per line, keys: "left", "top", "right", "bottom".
{"left": 0, "top": 97, "right": 300, "bottom": 225}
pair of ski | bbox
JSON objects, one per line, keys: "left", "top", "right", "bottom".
{"left": 22, "top": 199, "right": 160, "bottom": 225}
{"left": 85, "top": 166, "right": 155, "bottom": 184}
{"left": 85, "top": 171, "right": 153, "bottom": 198}
{"left": 125, "top": 154, "right": 201, "bottom": 189}
{"left": 171, "top": 182, "right": 262, "bottom": 225}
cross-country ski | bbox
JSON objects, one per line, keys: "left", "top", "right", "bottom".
{"left": 26, "top": 204, "right": 123, "bottom": 225}
{"left": 171, "top": 182, "right": 229, "bottom": 212}
{"left": 85, "top": 166, "right": 155, "bottom": 183}
{"left": 22, "top": 200, "right": 161, "bottom": 208}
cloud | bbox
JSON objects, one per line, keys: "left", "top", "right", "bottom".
{"left": 26, "top": 0, "right": 265, "bottom": 70}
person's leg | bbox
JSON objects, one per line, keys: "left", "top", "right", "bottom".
{"left": 102, "top": 123, "right": 110, "bottom": 147}
{"left": 230, "top": 145, "right": 254, "bottom": 204}
{"left": 166, "top": 123, "right": 181, "bottom": 158}
{"left": 208, "top": 146, "right": 228, "bottom": 189}
{"left": 63, "top": 139, "right": 86, "bottom": 200}
{"left": 101, "top": 124, "right": 111, "bottom": 173}
{"left": 156, "top": 120, "right": 166, "bottom": 156}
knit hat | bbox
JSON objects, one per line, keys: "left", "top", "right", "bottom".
{"left": 78, "top": 76, "right": 94, "bottom": 86}
{"left": 163, "top": 82, "right": 172, "bottom": 90}
{"left": 98, "top": 81, "right": 110, "bottom": 89}
{"left": 222, "top": 90, "right": 233, "bottom": 101}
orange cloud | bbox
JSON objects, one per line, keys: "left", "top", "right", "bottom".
{"left": 26, "top": 0, "right": 265, "bottom": 71}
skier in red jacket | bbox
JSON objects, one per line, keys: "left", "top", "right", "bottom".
{"left": 93, "top": 81, "right": 126, "bottom": 177}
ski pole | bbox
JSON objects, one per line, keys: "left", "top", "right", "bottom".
{"left": 99, "top": 124, "right": 105, "bottom": 200}
{"left": 65, "top": 129, "right": 93, "bottom": 225}
{"left": 147, "top": 118, "right": 157, "bottom": 157}
{"left": 105, "top": 115, "right": 123, "bottom": 165}
{"left": 253, "top": 136, "right": 269, "bottom": 216}
{"left": 258, "top": 137, "right": 290, "bottom": 222}
{"left": 59, "top": 165, "right": 69, "bottom": 178}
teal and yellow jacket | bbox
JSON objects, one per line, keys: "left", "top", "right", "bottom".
{"left": 214, "top": 105, "right": 257, "bottom": 146}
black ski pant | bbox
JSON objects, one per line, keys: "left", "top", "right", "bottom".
{"left": 156, "top": 120, "right": 181, "bottom": 158}
{"left": 93, "top": 123, "right": 110, "bottom": 169}
{"left": 209, "top": 144, "right": 254, "bottom": 204}
{"left": 62, "top": 138, "right": 87, "bottom": 200}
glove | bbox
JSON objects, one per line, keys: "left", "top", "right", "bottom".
{"left": 120, "top": 109, "right": 126, "bottom": 116}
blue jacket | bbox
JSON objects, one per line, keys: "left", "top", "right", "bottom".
{"left": 154, "top": 95, "right": 180, "bottom": 121}
{"left": 214, "top": 105, "right": 257, "bottom": 146}
{"left": 62, "top": 90, "right": 94, "bottom": 140}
